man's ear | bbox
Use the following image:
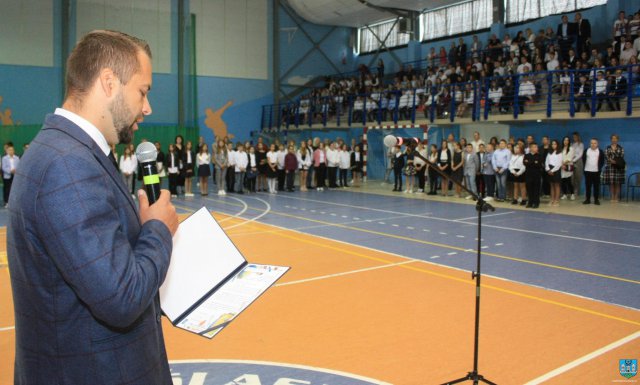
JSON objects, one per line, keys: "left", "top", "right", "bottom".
{"left": 98, "top": 68, "right": 118, "bottom": 98}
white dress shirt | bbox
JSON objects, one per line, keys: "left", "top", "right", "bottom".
{"left": 55, "top": 108, "right": 110, "bottom": 156}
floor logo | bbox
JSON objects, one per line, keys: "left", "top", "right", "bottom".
{"left": 170, "top": 360, "right": 392, "bottom": 385}
{"left": 620, "top": 359, "right": 638, "bottom": 379}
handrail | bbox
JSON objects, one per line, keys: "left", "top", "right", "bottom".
{"left": 261, "top": 64, "right": 640, "bottom": 130}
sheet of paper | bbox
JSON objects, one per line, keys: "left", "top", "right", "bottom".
{"left": 176, "top": 264, "right": 289, "bottom": 338}
{"left": 159, "top": 206, "right": 247, "bottom": 322}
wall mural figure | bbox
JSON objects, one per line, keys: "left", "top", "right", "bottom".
{"left": 204, "top": 100, "right": 234, "bottom": 140}
{"left": 0, "top": 96, "right": 15, "bottom": 126}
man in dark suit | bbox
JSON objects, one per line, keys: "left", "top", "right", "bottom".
{"left": 7, "top": 30, "right": 179, "bottom": 384}
{"left": 608, "top": 69, "right": 627, "bottom": 111}
{"left": 575, "top": 12, "right": 591, "bottom": 58}
{"left": 557, "top": 15, "right": 577, "bottom": 62}
{"left": 574, "top": 75, "right": 591, "bottom": 112}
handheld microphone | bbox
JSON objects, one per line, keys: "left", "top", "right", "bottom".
{"left": 383, "top": 135, "right": 420, "bottom": 148}
{"left": 135, "top": 142, "right": 161, "bottom": 204}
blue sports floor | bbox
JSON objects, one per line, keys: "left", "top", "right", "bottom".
{"left": 162, "top": 185, "right": 640, "bottom": 311}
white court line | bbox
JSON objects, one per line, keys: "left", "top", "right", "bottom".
{"left": 453, "top": 211, "right": 516, "bottom": 221}
{"left": 523, "top": 330, "right": 640, "bottom": 385}
{"left": 229, "top": 213, "right": 426, "bottom": 237}
{"left": 275, "top": 261, "right": 415, "bottom": 287}
{"left": 274, "top": 194, "right": 640, "bottom": 249}
{"left": 217, "top": 196, "right": 248, "bottom": 222}
{"left": 0, "top": 326, "right": 15, "bottom": 332}
{"left": 222, "top": 197, "right": 271, "bottom": 230}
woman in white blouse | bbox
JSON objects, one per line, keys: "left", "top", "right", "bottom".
{"left": 560, "top": 136, "right": 575, "bottom": 200}
{"left": 266, "top": 143, "right": 279, "bottom": 194}
{"left": 196, "top": 143, "right": 211, "bottom": 196}
{"left": 508, "top": 144, "right": 527, "bottom": 205}
{"left": 545, "top": 139, "right": 563, "bottom": 206}
{"left": 119, "top": 146, "right": 138, "bottom": 197}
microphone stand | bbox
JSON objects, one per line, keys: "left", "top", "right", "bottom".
{"left": 408, "top": 148, "right": 497, "bottom": 385}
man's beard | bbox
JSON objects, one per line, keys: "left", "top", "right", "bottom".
{"left": 110, "top": 91, "right": 138, "bottom": 144}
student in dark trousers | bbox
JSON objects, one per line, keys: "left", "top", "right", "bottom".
{"left": 167, "top": 143, "right": 181, "bottom": 197}
{"left": 392, "top": 146, "right": 405, "bottom": 192}
{"left": 539, "top": 136, "right": 551, "bottom": 197}
{"left": 582, "top": 138, "right": 605, "bottom": 205}
{"left": 284, "top": 145, "right": 298, "bottom": 192}
{"left": 523, "top": 142, "right": 544, "bottom": 208}
{"left": 2, "top": 144, "right": 19, "bottom": 208}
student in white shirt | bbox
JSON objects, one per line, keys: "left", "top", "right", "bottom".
{"left": 517, "top": 75, "right": 536, "bottom": 113}
{"left": 570, "top": 132, "right": 584, "bottom": 197}
{"left": 226, "top": 142, "right": 236, "bottom": 193}
{"left": 234, "top": 144, "right": 248, "bottom": 194}
{"left": 2, "top": 145, "right": 19, "bottom": 207}
{"left": 297, "top": 146, "right": 312, "bottom": 192}
{"left": 266, "top": 144, "right": 279, "bottom": 194}
{"left": 582, "top": 138, "right": 603, "bottom": 204}
{"left": 196, "top": 143, "right": 211, "bottom": 196}
{"left": 119, "top": 146, "right": 138, "bottom": 198}
{"left": 338, "top": 144, "right": 351, "bottom": 187}
{"left": 560, "top": 136, "right": 575, "bottom": 200}
{"left": 545, "top": 139, "right": 563, "bottom": 206}
{"left": 508, "top": 144, "right": 526, "bottom": 205}
{"left": 326, "top": 142, "right": 340, "bottom": 188}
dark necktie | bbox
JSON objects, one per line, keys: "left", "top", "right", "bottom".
{"left": 108, "top": 151, "right": 118, "bottom": 170}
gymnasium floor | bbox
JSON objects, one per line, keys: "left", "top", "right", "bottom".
{"left": 1, "top": 181, "right": 639, "bottom": 384}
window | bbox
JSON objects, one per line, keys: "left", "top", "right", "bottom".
{"left": 421, "top": 0, "right": 492, "bottom": 41}
{"left": 359, "top": 18, "right": 410, "bottom": 54}
{"left": 506, "top": 0, "right": 607, "bottom": 24}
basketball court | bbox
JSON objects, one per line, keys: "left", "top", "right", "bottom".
{"left": 1, "top": 185, "right": 638, "bottom": 384}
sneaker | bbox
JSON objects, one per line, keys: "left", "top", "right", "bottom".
{"left": 171, "top": 194, "right": 177, "bottom": 198}
{"left": 560, "top": 194, "right": 567, "bottom": 200}
{"left": 570, "top": 194, "right": 575, "bottom": 201}
{"left": 465, "top": 195, "right": 473, "bottom": 200}
{"left": 185, "top": 193, "right": 195, "bottom": 197}
{"left": 403, "top": 189, "right": 409, "bottom": 193}
{"left": 220, "top": 190, "right": 226, "bottom": 195}
{"left": 484, "top": 197, "right": 494, "bottom": 201}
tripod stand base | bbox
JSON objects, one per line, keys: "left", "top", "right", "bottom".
{"left": 441, "top": 371, "right": 498, "bottom": 385}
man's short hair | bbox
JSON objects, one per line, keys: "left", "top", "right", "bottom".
{"left": 65, "top": 30, "right": 152, "bottom": 101}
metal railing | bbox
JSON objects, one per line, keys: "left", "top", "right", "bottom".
{"left": 261, "top": 64, "right": 640, "bottom": 131}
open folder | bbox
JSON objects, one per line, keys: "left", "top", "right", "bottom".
{"left": 159, "top": 206, "right": 289, "bottom": 338}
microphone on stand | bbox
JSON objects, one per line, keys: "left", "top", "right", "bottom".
{"left": 135, "top": 142, "right": 161, "bottom": 205}
{"left": 383, "top": 135, "right": 420, "bottom": 148}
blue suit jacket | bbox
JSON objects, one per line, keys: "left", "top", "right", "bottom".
{"left": 7, "top": 114, "right": 173, "bottom": 384}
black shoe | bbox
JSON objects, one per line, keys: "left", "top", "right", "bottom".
{"left": 532, "top": 204, "right": 539, "bottom": 208}
{"left": 526, "top": 203, "right": 532, "bottom": 208}
{"left": 392, "top": 188, "right": 398, "bottom": 192}
{"left": 582, "top": 200, "right": 590, "bottom": 204}
{"left": 520, "top": 200, "right": 527, "bottom": 206}
{"left": 594, "top": 200, "right": 600, "bottom": 205}
{"left": 237, "top": 191, "right": 244, "bottom": 194}
{"left": 511, "top": 199, "right": 518, "bottom": 205}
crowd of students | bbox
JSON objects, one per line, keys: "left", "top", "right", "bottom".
{"left": 108, "top": 135, "right": 366, "bottom": 197}
{"left": 282, "top": 9, "right": 640, "bottom": 126}
{"left": 383, "top": 131, "right": 627, "bottom": 207}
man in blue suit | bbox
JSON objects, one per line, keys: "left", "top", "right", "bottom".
{"left": 7, "top": 30, "right": 179, "bottom": 384}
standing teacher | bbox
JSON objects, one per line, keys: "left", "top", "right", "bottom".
{"left": 7, "top": 30, "right": 179, "bottom": 384}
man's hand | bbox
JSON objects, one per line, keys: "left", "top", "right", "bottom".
{"left": 138, "top": 189, "right": 179, "bottom": 236}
